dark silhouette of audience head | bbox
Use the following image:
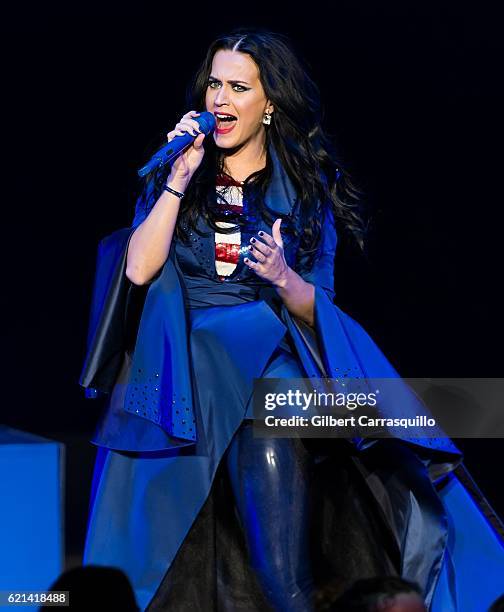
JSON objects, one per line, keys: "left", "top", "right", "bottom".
{"left": 489, "top": 594, "right": 504, "bottom": 611}
{"left": 40, "top": 565, "right": 139, "bottom": 611}
{"left": 328, "top": 576, "right": 426, "bottom": 611}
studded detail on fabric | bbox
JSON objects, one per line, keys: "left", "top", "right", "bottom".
{"left": 329, "top": 366, "right": 363, "bottom": 377}
{"left": 124, "top": 369, "right": 196, "bottom": 440}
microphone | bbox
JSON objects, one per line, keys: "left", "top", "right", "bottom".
{"left": 137, "top": 111, "right": 216, "bottom": 177}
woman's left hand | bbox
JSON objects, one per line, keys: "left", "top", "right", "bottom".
{"left": 244, "top": 219, "right": 290, "bottom": 287}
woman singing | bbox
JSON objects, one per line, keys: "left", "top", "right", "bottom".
{"left": 80, "top": 27, "right": 504, "bottom": 611}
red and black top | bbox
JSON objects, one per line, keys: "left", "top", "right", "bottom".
{"left": 214, "top": 173, "right": 246, "bottom": 281}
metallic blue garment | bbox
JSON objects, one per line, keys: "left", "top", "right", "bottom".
{"left": 81, "top": 141, "right": 504, "bottom": 611}
{"left": 225, "top": 421, "right": 313, "bottom": 611}
{"left": 84, "top": 345, "right": 309, "bottom": 611}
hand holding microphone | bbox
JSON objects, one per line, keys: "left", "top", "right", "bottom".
{"left": 138, "top": 111, "right": 215, "bottom": 188}
{"left": 166, "top": 110, "right": 208, "bottom": 185}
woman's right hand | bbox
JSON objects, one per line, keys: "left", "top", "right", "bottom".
{"left": 166, "top": 110, "right": 207, "bottom": 188}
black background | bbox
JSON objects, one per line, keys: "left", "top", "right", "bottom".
{"left": 1, "top": 0, "right": 503, "bottom": 560}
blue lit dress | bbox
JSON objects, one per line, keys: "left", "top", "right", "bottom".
{"left": 81, "top": 142, "right": 504, "bottom": 611}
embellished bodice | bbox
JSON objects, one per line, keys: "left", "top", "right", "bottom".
{"left": 214, "top": 173, "right": 247, "bottom": 280}
{"left": 174, "top": 174, "right": 300, "bottom": 310}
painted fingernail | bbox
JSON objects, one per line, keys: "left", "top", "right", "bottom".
{"left": 250, "top": 237, "right": 256, "bottom": 243}
{"left": 244, "top": 258, "right": 249, "bottom": 263}
{"left": 258, "top": 231, "right": 264, "bottom": 236}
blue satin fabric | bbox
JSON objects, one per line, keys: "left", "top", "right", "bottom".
{"left": 82, "top": 140, "right": 504, "bottom": 611}
{"left": 84, "top": 335, "right": 309, "bottom": 611}
{"left": 434, "top": 475, "right": 504, "bottom": 611}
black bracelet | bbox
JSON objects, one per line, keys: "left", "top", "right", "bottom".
{"left": 164, "top": 184, "right": 185, "bottom": 199}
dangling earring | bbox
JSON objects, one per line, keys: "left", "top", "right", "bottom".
{"left": 262, "top": 110, "right": 272, "bottom": 125}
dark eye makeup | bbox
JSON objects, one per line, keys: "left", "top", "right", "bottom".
{"left": 207, "top": 78, "right": 250, "bottom": 92}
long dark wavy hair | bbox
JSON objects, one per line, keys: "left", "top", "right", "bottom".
{"left": 135, "top": 27, "right": 365, "bottom": 268}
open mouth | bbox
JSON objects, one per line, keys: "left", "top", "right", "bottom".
{"left": 215, "top": 112, "right": 238, "bottom": 131}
